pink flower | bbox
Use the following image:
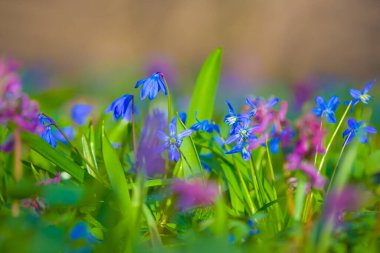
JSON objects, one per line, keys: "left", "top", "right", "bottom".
{"left": 172, "top": 179, "right": 219, "bottom": 211}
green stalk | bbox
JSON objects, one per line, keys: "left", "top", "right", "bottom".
{"left": 249, "top": 157, "right": 263, "bottom": 207}
{"left": 317, "top": 101, "right": 351, "bottom": 174}
{"left": 236, "top": 164, "right": 256, "bottom": 215}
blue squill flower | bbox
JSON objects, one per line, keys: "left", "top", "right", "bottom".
{"left": 312, "top": 95, "right": 340, "bottom": 123}
{"left": 350, "top": 80, "right": 375, "bottom": 106}
{"left": 178, "top": 112, "right": 187, "bottom": 124}
{"left": 71, "top": 104, "right": 92, "bottom": 125}
{"left": 157, "top": 117, "right": 193, "bottom": 162}
{"left": 342, "top": 118, "right": 377, "bottom": 144}
{"left": 226, "top": 142, "right": 251, "bottom": 161}
{"left": 70, "top": 221, "right": 99, "bottom": 244}
{"left": 135, "top": 72, "right": 168, "bottom": 100}
{"left": 53, "top": 126, "right": 75, "bottom": 143}
{"left": 190, "top": 113, "right": 220, "bottom": 133}
{"left": 224, "top": 101, "right": 249, "bottom": 132}
{"left": 41, "top": 126, "right": 56, "bottom": 148}
{"left": 225, "top": 120, "right": 257, "bottom": 146}
{"left": 105, "top": 94, "right": 133, "bottom": 121}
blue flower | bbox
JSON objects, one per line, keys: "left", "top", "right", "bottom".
{"left": 350, "top": 80, "right": 375, "bottom": 106}
{"left": 105, "top": 94, "right": 133, "bottom": 121}
{"left": 41, "top": 126, "right": 56, "bottom": 148}
{"left": 178, "top": 112, "right": 187, "bottom": 124}
{"left": 190, "top": 113, "right": 220, "bottom": 133}
{"left": 342, "top": 118, "right": 377, "bottom": 144}
{"left": 312, "top": 95, "right": 340, "bottom": 123}
{"left": 70, "top": 221, "right": 99, "bottom": 244}
{"left": 245, "top": 97, "right": 258, "bottom": 117}
{"left": 224, "top": 101, "right": 249, "bottom": 131}
{"left": 225, "top": 120, "right": 257, "bottom": 146}
{"left": 38, "top": 113, "right": 53, "bottom": 126}
{"left": 53, "top": 126, "right": 75, "bottom": 143}
{"left": 157, "top": 117, "right": 193, "bottom": 162}
{"left": 135, "top": 72, "right": 168, "bottom": 100}
{"left": 226, "top": 142, "right": 251, "bottom": 161}
{"left": 71, "top": 104, "right": 92, "bottom": 125}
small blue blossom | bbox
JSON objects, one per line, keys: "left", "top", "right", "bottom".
{"left": 225, "top": 120, "right": 257, "bottom": 146}
{"left": 312, "top": 95, "right": 340, "bottom": 123}
{"left": 350, "top": 80, "right": 375, "bottom": 106}
{"left": 41, "top": 126, "right": 56, "bottom": 148}
{"left": 342, "top": 118, "right": 377, "bottom": 144}
{"left": 53, "top": 126, "right": 75, "bottom": 143}
{"left": 71, "top": 104, "right": 92, "bottom": 125}
{"left": 135, "top": 72, "right": 168, "bottom": 100}
{"left": 245, "top": 97, "right": 258, "bottom": 117}
{"left": 105, "top": 94, "right": 133, "bottom": 121}
{"left": 224, "top": 101, "right": 249, "bottom": 131}
{"left": 38, "top": 113, "right": 53, "bottom": 126}
{"left": 226, "top": 142, "right": 252, "bottom": 161}
{"left": 190, "top": 113, "right": 220, "bottom": 133}
{"left": 178, "top": 112, "right": 187, "bottom": 124}
{"left": 157, "top": 117, "right": 193, "bottom": 162}
{"left": 70, "top": 221, "right": 99, "bottom": 243}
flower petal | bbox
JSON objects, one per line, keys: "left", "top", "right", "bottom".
{"left": 350, "top": 89, "right": 362, "bottom": 99}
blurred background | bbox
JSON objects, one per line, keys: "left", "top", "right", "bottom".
{"left": 0, "top": 0, "right": 379, "bottom": 93}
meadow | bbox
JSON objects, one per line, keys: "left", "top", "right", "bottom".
{"left": 0, "top": 48, "right": 379, "bottom": 253}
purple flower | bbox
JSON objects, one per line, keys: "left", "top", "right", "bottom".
{"left": 157, "top": 117, "right": 193, "bottom": 162}
{"left": 324, "top": 186, "right": 366, "bottom": 226}
{"left": 135, "top": 72, "right": 167, "bottom": 100}
{"left": 71, "top": 104, "right": 92, "bottom": 125}
{"left": 105, "top": 94, "right": 133, "bottom": 121}
{"left": 350, "top": 80, "right": 375, "bottom": 105}
{"left": 137, "top": 110, "right": 166, "bottom": 176}
{"left": 343, "top": 118, "right": 377, "bottom": 144}
{"left": 37, "top": 173, "right": 61, "bottom": 185}
{"left": 172, "top": 179, "right": 219, "bottom": 210}
{"left": 312, "top": 95, "right": 340, "bottom": 123}
{"left": 0, "top": 58, "right": 39, "bottom": 133}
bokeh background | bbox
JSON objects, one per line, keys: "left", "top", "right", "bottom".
{"left": 0, "top": 0, "right": 379, "bottom": 92}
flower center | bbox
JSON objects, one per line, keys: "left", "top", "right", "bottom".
{"left": 169, "top": 137, "right": 177, "bottom": 144}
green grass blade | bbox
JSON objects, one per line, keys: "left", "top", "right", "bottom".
{"left": 186, "top": 48, "right": 223, "bottom": 126}
{"left": 101, "top": 123, "right": 131, "bottom": 213}
{"left": 22, "top": 132, "right": 84, "bottom": 182}
{"left": 177, "top": 117, "right": 204, "bottom": 178}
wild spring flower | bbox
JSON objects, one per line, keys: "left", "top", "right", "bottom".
{"left": 137, "top": 110, "right": 166, "bottom": 177}
{"left": 312, "top": 95, "right": 340, "bottom": 123}
{"left": 343, "top": 118, "right": 377, "bottom": 144}
{"left": 285, "top": 114, "right": 326, "bottom": 189}
{"left": 172, "top": 179, "right": 219, "bottom": 211}
{"left": 0, "top": 58, "right": 40, "bottom": 152}
{"left": 71, "top": 104, "right": 92, "bottom": 125}
{"left": 105, "top": 94, "right": 133, "bottom": 121}
{"left": 350, "top": 80, "right": 375, "bottom": 106}
{"left": 135, "top": 72, "right": 168, "bottom": 100}
{"left": 0, "top": 58, "right": 39, "bottom": 133}
{"left": 157, "top": 117, "right": 193, "bottom": 162}
{"left": 190, "top": 114, "right": 220, "bottom": 134}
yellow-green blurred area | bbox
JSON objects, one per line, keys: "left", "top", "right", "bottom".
{"left": 0, "top": 0, "right": 379, "bottom": 93}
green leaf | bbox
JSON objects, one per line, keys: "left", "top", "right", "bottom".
{"left": 187, "top": 48, "right": 223, "bottom": 126}
{"left": 177, "top": 117, "right": 204, "bottom": 178}
{"left": 22, "top": 132, "right": 84, "bottom": 182}
{"left": 101, "top": 123, "right": 131, "bottom": 213}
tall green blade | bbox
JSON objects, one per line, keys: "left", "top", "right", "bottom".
{"left": 187, "top": 48, "right": 223, "bottom": 127}
{"left": 101, "top": 123, "right": 131, "bottom": 213}
{"left": 177, "top": 117, "right": 203, "bottom": 178}
{"left": 22, "top": 132, "right": 84, "bottom": 182}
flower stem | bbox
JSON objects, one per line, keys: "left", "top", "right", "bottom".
{"left": 326, "top": 132, "right": 351, "bottom": 193}
{"left": 250, "top": 157, "right": 263, "bottom": 208}
{"left": 317, "top": 101, "right": 351, "bottom": 175}
{"left": 12, "top": 128, "right": 21, "bottom": 217}
{"left": 131, "top": 97, "right": 138, "bottom": 164}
